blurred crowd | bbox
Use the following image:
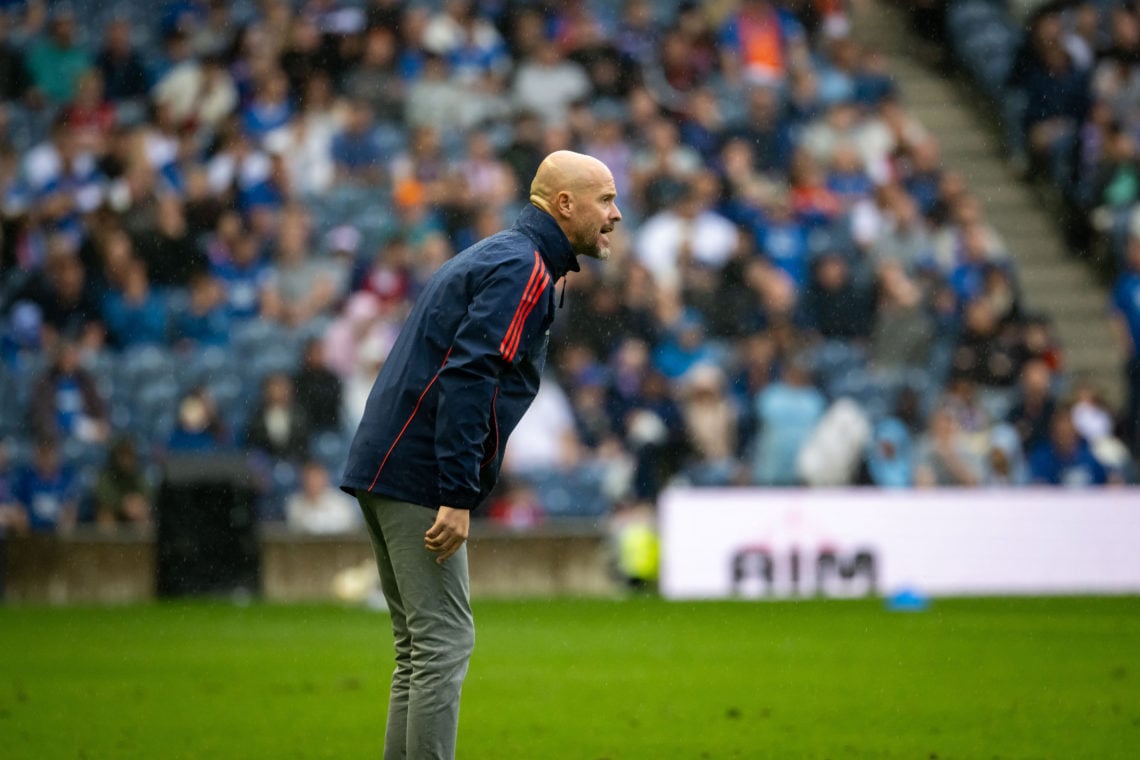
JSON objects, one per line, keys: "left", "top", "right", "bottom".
{"left": 925, "top": 0, "right": 1140, "bottom": 482}
{"left": 0, "top": 0, "right": 1135, "bottom": 538}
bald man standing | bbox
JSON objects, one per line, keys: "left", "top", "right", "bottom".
{"left": 341, "top": 151, "right": 621, "bottom": 759}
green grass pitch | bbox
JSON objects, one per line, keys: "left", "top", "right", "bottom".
{"left": 1, "top": 596, "right": 1138, "bottom": 758}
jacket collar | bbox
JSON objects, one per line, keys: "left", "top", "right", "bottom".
{"left": 513, "top": 203, "right": 580, "bottom": 280}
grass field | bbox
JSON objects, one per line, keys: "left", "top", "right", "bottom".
{"left": 1, "top": 596, "right": 1138, "bottom": 759}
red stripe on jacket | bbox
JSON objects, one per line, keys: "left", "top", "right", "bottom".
{"left": 502, "top": 273, "right": 550, "bottom": 363}
{"left": 499, "top": 251, "right": 547, "bottom": 361}
{"left": 367, "top": 347, "right": 453, "bottom": 492}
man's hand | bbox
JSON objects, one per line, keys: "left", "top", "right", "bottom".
{"left": 425, "top": 506, "right": 470, "bottom": 564}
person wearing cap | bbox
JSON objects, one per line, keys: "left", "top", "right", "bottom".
{"left": 341, "top": 151, "right": 621, "bottom": 759}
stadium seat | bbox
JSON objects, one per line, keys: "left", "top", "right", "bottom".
{"left": 310, "top": 430, "right": 349, "bottom": 477}
{"left": 184, "top": 345, "right": 236, "bottom": 390}
{"left": 520, "top": 468, "right": 610, "bottom": 518}
{"left": 117, "top": 345, "right": 177, "bottom": 397}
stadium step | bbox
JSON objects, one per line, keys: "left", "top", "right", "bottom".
{"left": 855, "top": 0, "right": 1127, "bottom": 407}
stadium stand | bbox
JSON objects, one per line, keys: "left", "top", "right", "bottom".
{"left": 1, "top": 0, "right": 1136, "bottom": 536}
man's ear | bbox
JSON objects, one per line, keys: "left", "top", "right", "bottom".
{"left": 556, "top": 190, "right": 573, "bottom": 218}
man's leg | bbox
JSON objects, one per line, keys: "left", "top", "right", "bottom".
{"left": 358, "top": 493, "right": 414, "bottom": 760}
{"left": 360, "top": 493, "right": 474, "bottom": 760}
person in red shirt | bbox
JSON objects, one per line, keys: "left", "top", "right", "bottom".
{"left": 61, "top": 70, "right": 115, "bottom": 157}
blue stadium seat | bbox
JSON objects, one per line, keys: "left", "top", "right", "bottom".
{"left": 310, "top": 430, "right": 349, "bottom": 476}
{"left": 184, "top": 345, "right": 236, "bottom": 390}
{"left": 245, "top": 344, "right": 300, "bottom": 387}
{"left": 117, "top": 345, "right": 177, "bottom": 397}
{"left": 232, "top": 319, "right": 287, "bottom": 359}
{"left": 132, "top": 377, "right": 180, "bottom": 442}
{"left": 521, "top": 468, "right": 610, "bottom": 518}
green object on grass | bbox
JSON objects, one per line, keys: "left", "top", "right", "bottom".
{"left": 1, "top": 597, "right": 1138, "bottom": 758}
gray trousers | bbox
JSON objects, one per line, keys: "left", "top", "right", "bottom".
{"left": 357, "top": 493, "right": 475, "bottom": 760}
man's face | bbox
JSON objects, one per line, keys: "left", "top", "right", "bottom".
{"left": 569, "top": 171, "right": 621, "bottom": 260}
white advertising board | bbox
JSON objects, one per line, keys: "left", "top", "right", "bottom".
{"left": 659, "top": 489, "right": 1140, "bottom": 599}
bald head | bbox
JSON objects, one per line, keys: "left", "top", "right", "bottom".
{"left": 530, "top": 151, "right": 611, "bottom": 206}
{"left": 529, "top": 151, "right": 621, "bottom": 260}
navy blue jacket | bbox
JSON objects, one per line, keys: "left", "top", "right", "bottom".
{"left": 340, "top": 204, "right": 579, "bottom": 509}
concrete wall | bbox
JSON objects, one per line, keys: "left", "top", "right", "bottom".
{"left": 3, "top": 531, "right": 156, "bottom": 605}
{"left": 3, "top": 522, "right": 617, "bottom": 604}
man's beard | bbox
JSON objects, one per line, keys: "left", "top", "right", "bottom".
{"left": 578, "top": 228, "right": 612, "bottom": 260}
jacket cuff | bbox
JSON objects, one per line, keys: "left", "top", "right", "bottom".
{"left": 439, "top": 489, "right": 479, "bottom": 510}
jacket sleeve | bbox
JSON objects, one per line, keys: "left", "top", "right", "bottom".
{"left": 434, "top": 252, "right": 551, "bottom": 509}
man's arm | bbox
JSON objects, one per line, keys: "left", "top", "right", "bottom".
{"left": 428, "top": 254, "right": 551, "bottom": 560}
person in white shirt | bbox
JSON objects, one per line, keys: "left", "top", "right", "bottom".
{"left": 285, "top": 460, "right": 360, "bottom": 534}
{"left": 634, "top": 180, "right": 740, "bottom": 290}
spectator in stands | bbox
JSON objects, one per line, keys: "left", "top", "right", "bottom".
{"left": 0, "top": 440, "right": 29, "bottom": 535}
{"left": 949, "top": 221, "right": 1010, "bottom": 304}
{"left": 166, "top": 387, "right": 232, "bottom": 452}
{"left": 93, "top": 436, "right": 151, "bottom": 528}
{"left": 24, "top": 5, "right": 91, "bottom": 105}
{"left": 261, "top": 206, "right": 339, "bottom": 327}
{"left": 512, "top": 37, "right": 592, "bottom": 126}
{"left": 95, "top": 18, "right": 150, "bottom": 103}
{"left": 500, "top": 109, "right": 545, "bottom": 199}
{"left": 403, "top": 51, "right": 467, "bottom": 134}
{"left": 456, "top": 131, "right": 517, "bottom": 214}
{"left": 983, "top": 423, "right": 1029, "bottom": 487}
{"left": 100, "top": 256, "right": 168, "bottom": 349}
{"left": 211, "top": 231, "right": 269, "bottom": 322}
{"left": 279, "top": 14, "right": 324, "bottom": 98}
{"left": 344, "top": 27, "right": 403, "bottom": 124}
{"left": 635, "top": 180, "right": 739, "bottom": 290}
{"left": 652, "top": 309, "right": 718, "bottom": 381}
{"left": 625, "top": 369, "right": 687, "bottom": 500}
{"left": 630, "top": 118, "right": 702, "bottom": 213}
{"left": 800, "top": 250, "right": 874, "bottom": 341}
{"left": 151, "top": 29, "right": 200, "bottom": 123}
{"left": 1009, "top": 8, "right": 1091, "bottom": 187}
{"left": 679, "top": 364, "right": 741, "bottom": 486}
{"left": 242, "top": 68, "right": 293, "bottom": 143}
{"left": 169, "top": 272, "right": 231, "bottom": 350}
{"left": 861, "top": 417, "right": 914, "bottom": 488}
{"left": 1110, "top": 235, "right": 1140, "bottom": 452}
{"left": 951, "top": 298, "right": 1021, "bottom": 388}
{"left": 60, "top": 70, "right": 114, "bottom": 158}
{"left": 264, "top": 75, "right": 339, "bottom": 199}
{"left": 293, "top": 338, "right": 343, "bottom": 433}
{"left": 718, "top": 0, "right": 808, "bottom": 88}
{"left": 913, "top": 405, "right": 984, "bottom": 488}
{"left": 871, "top": 262, "right": 933, "bottom": 371}
{"left": 0, "top": 13, "right": 32, "bottom": 104}
{"left": 22, "top": 116, "right": 102, "bottom": 237}
{"left": 11, "top": 437, "right": 78, "bottom": 534}
{"left": 752, "top": 355, "right": 825, "bottom": 486}
{"left": 1069, "top": 376, "right": 1131, "bottom": 476}
{"left": 788, "top": 149, "right": 843, "bottom": 228}
{"left": 1008, "top": 358, "right": 1057, "bottom": 454}
{"left": 29, "top": 334, "right": 108, "bottom": 445}
{"left": 19, "top": 235, "right": 104, "bottom": 348}
{"left": 871, "top": 183, "right": 931, "bottom": 269}
{"left": 285, "top": 459, "right": 359, "bottom": 534}
{"left": 330, "top": 98, "right": 384, "bottom": 186}
{"left": 1029, "top": 404, "right": 1110, "bottom": 486}
{"left": 133, "top": 195, "right": 208, "bottom": 288}
{"left": 245, "top": 372, "right": 312, "bottom": 463}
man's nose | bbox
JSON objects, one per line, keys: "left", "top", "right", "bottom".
{"left": 611, "top": 202, "right": 622, "bottom": 222}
